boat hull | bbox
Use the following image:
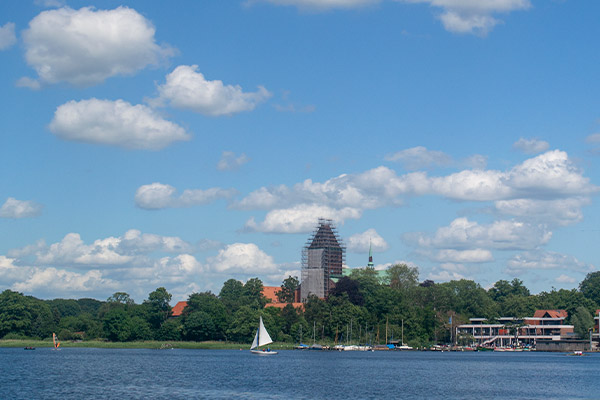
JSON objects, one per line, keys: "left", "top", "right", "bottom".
{"left": 250, "top": 350, "right": 278, "bottom": 355}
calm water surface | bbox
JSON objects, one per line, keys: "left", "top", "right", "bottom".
{"left": 1, "top": 348, "right": 598, "bottom": 399}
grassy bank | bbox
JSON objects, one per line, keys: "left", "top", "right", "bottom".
{"left": 0, "top": 339, "right": 297, "bottom": 350}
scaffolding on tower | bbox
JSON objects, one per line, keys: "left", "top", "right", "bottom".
{"left": 301, "top": 218, "right": 345, "bottom": 300}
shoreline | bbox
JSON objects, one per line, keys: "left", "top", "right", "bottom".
{"left": 0, "top": 339, "right": 297, "bottom": 350}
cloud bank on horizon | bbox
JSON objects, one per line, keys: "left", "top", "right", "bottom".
{"left": 1, "top": 1, "right": 598, "bottom": 302}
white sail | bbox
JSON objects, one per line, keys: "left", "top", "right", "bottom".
{"left": 258, "top": 316, "right": 273, "bottom": 347}
{"left": 250, "top": 328, "right": 259, "bottom": 350}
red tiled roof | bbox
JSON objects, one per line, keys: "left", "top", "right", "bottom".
{"left": 262, "top": 286, "right": 281, "bottom": 303}
{"left": 171, "top": 301, "right": 188, "bottom": 317}
{"left": 265, "top": 302, "right": 304, "bottom": 311}
{"left": 533, "top": 309, "right": 568, "bottom": 319}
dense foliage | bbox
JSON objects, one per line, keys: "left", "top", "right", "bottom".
{"left": 1, "top": 267, "right": 599, "bottom": 346}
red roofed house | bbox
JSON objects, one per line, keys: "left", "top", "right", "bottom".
{"left": 262, "top": 286, "right": 304, "bottom": 311}
{"left": 171, "top": 301, "right": 188, "bottom": 317}
{"left": 171, "top": 286, "right": 304, "bottom": 316}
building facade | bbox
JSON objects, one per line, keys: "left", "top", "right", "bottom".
{"left": 456, "top": 310, "right": 575, "bottom": 347}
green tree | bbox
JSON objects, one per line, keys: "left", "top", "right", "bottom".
{"left": 184, "top": 292, "right": 229, "bottom": 340}
{"left": 226, "top": 306, "right": 260, "bottom": 342}
{"left": 579, "top": 271, "right": 600, "bottom": 306}
{"left": 276, "top": 276, "right": 299, "bottom": 303}
{"left": 143, "top": 287, "right": 172, "bottom": 331}
{"left": 571, "top": 306, "right": 594, "bottom": 338}
{"left": 385, "top": 263, "right": 419, "bottom": 292}
{"left": 330, "top": 277, "right": 364, "bottom": 306}
{"left": 103, "top": 308, "right": 132, "bottom": 341}
{"left": 107, "top": 292, "right": 135, "bottom": 305}
{"left": 243, "top": 278, "right": 268, "bottom": 309}
{"left": 219, "top": 279, "right": 245, "bottom": 312}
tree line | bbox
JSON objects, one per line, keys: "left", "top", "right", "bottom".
{"left": 1, "top": 267, "right": 600, "bottom": 347}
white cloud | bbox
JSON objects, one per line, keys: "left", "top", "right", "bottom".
{"left": 248, "top": 0, "right": 380, "bottom": 10}
{"left": 347, "top": 228, "right": 389, "bottom": 253}
{"left": 244, "top": 204, "right": 362, "bottom": 233}
{"left": 494, "top": 197, "right": 590, "bottom": 226}
{"left": 207, "top": 243, "right": 277, "bottom": 274}
{"left": 431, "top": 248, "right": 493, "bottom": 263}
{"left": 0, "top": 198, "right": 43, "bottom": 219}
{"left": 555, "top": 274, "right": 576, "bottom": 284}
{"left": 32, "top": 230, "right": 194, "bottom": 267}
{"left": 427, "top": 263, "right": 470, "bottom": 281}
{"left": 13, "top": 267, "right": 118, "bottom": 294}
{"left": 513, "top": 138, "right": 550, "bottom": 154}
{"left": 15, "top": 77, "right": 42, "bottom": 90}
{"left": 585, "top": 133, "right": 600, "bottom": 143}
{"left": 22, "top": 6, "right": 172, "bottom": 87}
{"left": 409, "top": 217, "right": 552, "bottom": 251}
{"left": 34, "top": 0, "right": 66, "bottom": 7}
{"left": 134, "top": 182, "right": 236, "bottom": 209}
{"left": 385, "top": 146, "right": 452, "bottom": 170}
{"left": 36, "top": 233, "right": 132, "bottom": 266}
{"left": 0, "top": 256, "right": 30, "bottom": 285}
{"left": 49, "top": 98, "right": 190, "bottom": 150}
{"left": 398, "top": 0, "right": 531, "bottom": 36}
{"left": 153, "top": 65, "right": 271, "bottom": 116}
{"left": 217, "top": 151, "right": 250, "bottom": 171}
{"left": 506, "top": 250, "right": 595, "bottom": 275}
{"left": 0, "top": 22, "right": 17, "bottom": 50}
{"left": 237, "top": 150, "right": 595, "bottom": 234}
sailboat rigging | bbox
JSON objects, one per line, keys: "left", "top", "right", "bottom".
{"left": 250, "top": 316, "right": 277, "bottom": 355}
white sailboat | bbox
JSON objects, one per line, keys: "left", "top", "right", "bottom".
{"left": 250, "top": 316, "right": 278, "bottom": 355}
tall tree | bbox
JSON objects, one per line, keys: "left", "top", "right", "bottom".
{"left": 276, "top": 276, "right": 300, "bottom": 303}
{"left": 385, "top": 263, "right": 419, "bottom": 292}
{"left": 579, "top": 271, "right": 600, "bottom": 306}
{"left": 143, "top": 287, "right": 172, "bottom": 331}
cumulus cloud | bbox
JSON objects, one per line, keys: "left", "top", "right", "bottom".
{"left": 248, "top": 0, "right": 380, "bottom": 10}
{"left": 494, "top": 197, "right": 591, "bottom": 226}
{"left": 244, "top": 204, "right": 362, "bottom": 233}
{"left": 555, "top": 274, "right": 576, "bottom": 284}
{"left": 347, "top": 229, "right": 389, "bottom": 253}
{"left": 513, "top": 138, "right": 550, "bottom": 154}
{"left": 13, "top": 268, "right": 118, "bottom": 294}
{"left": 153, "top": 65, "right": 271, "bottom": 116}
{"left": 239, "top": 151, "right": 594, "bottom": 210}
{"left": 0, "top": 198, "right": 43, "bottom": 219}
{"left": 385, "top": 146, "right": 452, "bottom": 170}
{"left": 408, "top": 217, "right": 552, "bottom": 251}
{"left": 22, "top": 6, "right": 172, "bottom": 87}
{"left": 207, "top": 243, "right": 277, "bottom": 274}
{"left": 0, "top": 22, "right": 17, "bottom": 50}
{"left": 427, "top": 263, "right": 470, "bottom": 281}
{"left": 506, "top": 250, "right": 595, "bottom": 275}
{"left": 237, "top": 150, "right": 595, "bottom": 234}
{"left": 49, "top": 98, "right": 190, "bottom": 150}
{"left": 398, "top": 0, "right": 531, "bottom": 36}
{"left": 430, "top": 248, "right": 493, "bottom": 263}
{"left": 134, "top": 183, "right": 236, "bottom": 210}
{"left": 30, "top": 230, "right": 193, "bottom": 267}
{"left": 217, "top": 151, "right": 250, "bottom": 171}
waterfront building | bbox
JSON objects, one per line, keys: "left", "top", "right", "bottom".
{"left": 456, "top": 310, "right": 575, "bottom": 347}
{"left": 301, "top": 219, "right": 345, "bottom": 300}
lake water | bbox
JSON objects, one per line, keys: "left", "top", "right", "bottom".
{"left": 1, "top": 348, "right": 598, "bottom": 399}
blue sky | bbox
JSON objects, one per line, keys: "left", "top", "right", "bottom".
{"left": 1, "top": 0, "right": 599, "bottom": 302}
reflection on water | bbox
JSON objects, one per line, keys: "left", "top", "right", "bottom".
{"left": 1, "top": 348, "right": 598, "bottom": 399}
